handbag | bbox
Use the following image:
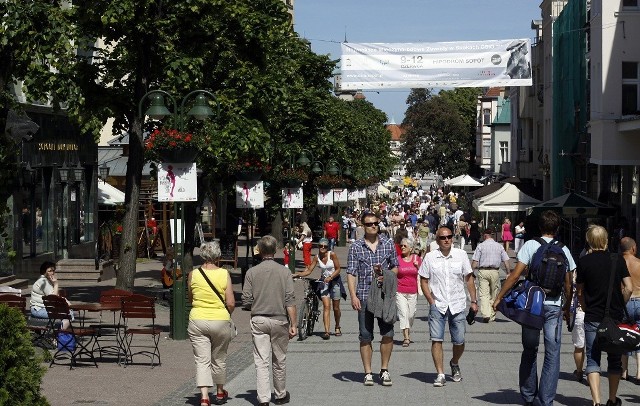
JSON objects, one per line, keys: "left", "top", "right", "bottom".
{"left": 595, "top": 255, "right": 640, "bottom": 354}
{"left": 198, "top": 268, "right": 238, "bottom": 338}
{"left": 497, "top": 279, "right": 546, "bottom": 329}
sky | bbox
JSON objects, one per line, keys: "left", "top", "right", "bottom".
{"left": 294, "top": 0, "right": 542, "bottom": 123}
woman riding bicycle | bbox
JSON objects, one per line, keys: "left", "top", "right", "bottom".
{"left": 293, "top": 238, "right": 346, "bottom": 339}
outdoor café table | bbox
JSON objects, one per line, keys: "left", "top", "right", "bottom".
{"left": 70, "top": 301, "right": 125, "bottom": 362}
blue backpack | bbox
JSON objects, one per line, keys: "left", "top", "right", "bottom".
{"left": 527, "top": 237, "right": 569, "bottom": 297}
{"left": 497, "top": 279, "right": 546, "bottom": 329}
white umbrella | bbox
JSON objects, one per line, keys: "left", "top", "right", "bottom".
{"left": 98, "top": 181, "right": 125, "bottom": 205}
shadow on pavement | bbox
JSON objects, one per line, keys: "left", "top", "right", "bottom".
{"left": 471, "top": 388, "right": 521, "bottom": 404}
{"left": 331, "top": 371, "right": 364, "bottom": 383}
{"left": 554, "top": 393, "right": 592, "bottom": 405}
{"left": 233, "top": 389, "right": 258, "bottom": 404}
{"left": 401, "top": 371, "right": 436, "bottom": 384}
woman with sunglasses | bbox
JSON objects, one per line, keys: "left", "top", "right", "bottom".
{"left": 396, "top": 238, "right": 422, "bottom": 347}
{"left": 293, "top": 238, "right": 345, "bottom": 339}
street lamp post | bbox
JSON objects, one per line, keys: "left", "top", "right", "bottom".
{"left": 138, "top": 89, "right": 216, "bottom": 340}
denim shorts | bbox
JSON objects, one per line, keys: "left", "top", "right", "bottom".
{"left": 626, "top": 298, "right": 640, "bottom": 354}
{"left": 584, "top": 320, "right": 622, "bottom": 375}
{"left": 318, "top": 281, "right": 341, "bottom": 300}
{"left": 429, "top": 305, "right": 465, "bottom": 344}
{"left": 357, "top": 308, "right": 394, "bottom": 343}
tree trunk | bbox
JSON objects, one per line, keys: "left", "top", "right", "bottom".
{"left": 115, "top": 114, "right": 144, "bottom": 291}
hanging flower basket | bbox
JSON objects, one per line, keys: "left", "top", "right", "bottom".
{"left": 277, "top": 168, "right": 308, "bottom": 188}
{"left": 156, "top": 147, "right": 199, "bottom": 163}
{"left": 144, "top": 128, "right": 199, "bottom": 163}
{"left": 230, "top": 158, "right": 271, "bottom": 181}
{"left": 235, "top": 171, "right": 263, "bottom": 181}
{"left": 314, "top": 174, "right": 350, "bottom": 189}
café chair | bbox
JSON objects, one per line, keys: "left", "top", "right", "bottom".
{"left": 43, "top": 295, "right": 98, "bottom": 369}
{"left": 121, "top": 294, "right": 162, "bottom": 368}
{"left": 90, "top": 288, "right": 132, "bottom": 361}
{"left": 0, "top": 294, "right": 53, "bottom": 349}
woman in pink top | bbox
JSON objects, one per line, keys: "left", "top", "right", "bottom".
{"left": 396, "top": 238, "right": 422, "bottom": 347}
{"left": 501, "top": 218, "right": 513, "bottom": 251}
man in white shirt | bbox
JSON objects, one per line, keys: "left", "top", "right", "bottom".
{"left": 420, "top": 226, "right": 478, "bottom": 387}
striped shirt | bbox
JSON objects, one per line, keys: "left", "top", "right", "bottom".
{"left": 472, "top": 238, "right": 509, "bottom": 268}
{"left": 347, "top": 234, "right": 399, "bottom": 302}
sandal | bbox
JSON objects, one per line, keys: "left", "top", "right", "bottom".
{"left": 322, "top": 332, "right": 330, "bottom": 340}
{"left": 212, "top": 389, "right": 228, "bottom": 405}
{"left": 200, "top": 399, "right": 210, "bottom": 406}
{"left": 334, "top": 326, "right": 342, "bottom": 337}
{"left": 402, "top": 339, "right": 410, "bottom": 347}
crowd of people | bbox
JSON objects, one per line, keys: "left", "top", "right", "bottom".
{"left": 179, "top": 186, "right": 640, "bottom": 406}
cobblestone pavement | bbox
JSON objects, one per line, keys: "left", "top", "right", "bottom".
{"left": 39, "top": 242, "right": 640, "bottom": 405}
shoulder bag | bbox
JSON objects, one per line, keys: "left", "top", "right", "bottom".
{"left": 595, "top": 255, "right": 640, "bottom": 354}
{"left": 198, "top": 268, "right": 238, "bottom": 338}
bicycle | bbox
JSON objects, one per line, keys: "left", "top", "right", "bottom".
{"left": 294, "top": 277, "right": 321, "bottom": 340}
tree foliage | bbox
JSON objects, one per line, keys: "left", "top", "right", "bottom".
{"left": 401, "top": 89, "right": 470, "bottom": 179}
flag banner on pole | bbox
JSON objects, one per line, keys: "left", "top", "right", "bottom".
{"left": 317, "top": 188, "right": 334, "bottom": 205}
{"left": 281, "top": 187, "right": 303, "bottom": 209}
{"left": 334, "top": 188, "right": 348, "bottom": 202}
{"left": 235, "top": 181, "right": 264, "bottom": 209}
{"left": 348, "top": 189, "right": 359, "bottom": 201}
{"left": 158, "top": 163, "right": 198, "bottom": 202}
{"left": 340, "top": 39, "right": 532, "bottom": 89}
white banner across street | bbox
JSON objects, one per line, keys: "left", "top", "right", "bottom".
{"left": 340, "top": 39, "right": 532, "bottom": 89}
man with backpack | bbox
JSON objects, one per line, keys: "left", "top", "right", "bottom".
{"left": 492, "top": 210, "right": 576, "bottom": 406}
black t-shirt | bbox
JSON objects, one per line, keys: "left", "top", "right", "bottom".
{"left": 576, "top": 251, "right": 629, "bottom": 322}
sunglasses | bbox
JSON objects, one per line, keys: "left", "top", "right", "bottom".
{"left": 400, "top": 244, "right": 410, "bottom": 248}
{"left": 318, "top": 245, "right": 328, "bottom": 248}
{"left": 437, "top": 235, "right": 454, "bottom": 241}
{"left": 364, "top": 222, "right": 379, "bottom": 227}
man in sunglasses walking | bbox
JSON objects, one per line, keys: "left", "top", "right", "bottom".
{"left": 347, "top": 212, "right": 399, "bottom": 387}
{"left": 419, "top": 226, "right": 477, "bottom": 387}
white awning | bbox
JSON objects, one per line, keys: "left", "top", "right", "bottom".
{"left": 98, "top": 181, "right": 125, "bottom": 205}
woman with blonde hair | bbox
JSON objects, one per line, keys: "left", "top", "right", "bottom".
{"left": 396, "top": 238, "right": 421, "bottom": 347}
{"left": 188, "top": 241, "right": 235, "bottom": 405}
{"left": 576, "top": 225, "right": 632, "bottom": 406}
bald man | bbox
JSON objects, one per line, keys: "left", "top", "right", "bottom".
{"left": 620, "top": 237, "right": 640, "bottom": 381}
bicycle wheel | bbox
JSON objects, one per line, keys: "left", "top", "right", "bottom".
{"left": 297, "top": 301, "right": 309, "bottom": 340}
{"left": 307, "top": 297, "right": 319, "bottom": 337}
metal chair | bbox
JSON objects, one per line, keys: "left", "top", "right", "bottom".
{"left": 120, "top": 294, "right": 162, "bottom": 368}
{"left": 42, "top": 295, "right": 98, "bottom": 369}
{"left": 90, "top": 288, "right": 132, "bottom": 361}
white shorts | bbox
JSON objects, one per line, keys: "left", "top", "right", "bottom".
{"left": 571, "top": 310, "right": 585, "bottom": 349}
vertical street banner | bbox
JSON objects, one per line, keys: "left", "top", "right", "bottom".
{"left": 235, "top": 181, "right": 264, "bottom": 209}
{"left": 281, "top": 187, "right": 303, "bottom": 209}
{"left": 348, "top": 189, "right": 359, "bottom": 201}
{"left": 340, "top": 39, "right": 532, "bottom": 89}
{"left": 334, "top": 188, "right": 348, "bottom": 202}
{"left": 317, "top": 188, "right": 334, "bottom": 205}
{"left": 359, "top": 188, "right": 367, "bottom": 199}
{"left": 158, "top": 163, "right": 198, "bottom": 202}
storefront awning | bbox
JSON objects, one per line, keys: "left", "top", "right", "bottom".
{"left": 98, "top": 181, "right": 125, "bottom": 205}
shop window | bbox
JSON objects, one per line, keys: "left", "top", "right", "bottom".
{"left": 622, "top": 62, "right": 639, "bottom": 116}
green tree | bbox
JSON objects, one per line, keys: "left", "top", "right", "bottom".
{"left": 439, "top": 88, "right": 482, "bottom": 174}
{"left": 401, "top": 89, "right": 469, "bottom": 179}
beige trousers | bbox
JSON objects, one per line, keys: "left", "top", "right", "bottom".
{"left": 188, "top": 319, "right": 233, "bottom": 387}
{"left": 477, "top": 268, "right": 500, "bottom": 320}
{"left": 251, "top": 316, "right": 290, "bottom": 403}
{"left": 396, "top": 292, "right": 417, "bottom": 330}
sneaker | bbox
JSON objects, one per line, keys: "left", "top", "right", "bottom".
{"left": 273, "top": 391, "right": 290, "bottom": 405}
{"left": 380, "top": 370, "right": 392, "bottom": 386}
{"left": 450, "top": 360, "right": 462, "bottom": 382}
{"left": 433, "top": 374, "right": 446, "bottom": 387}
{"left": 605, "top": 398, "right": 622, "bottom": 406}
{"left": 363, "top": 373, "right": 374, "bottom": 386}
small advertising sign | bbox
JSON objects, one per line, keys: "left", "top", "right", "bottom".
{"left": 317, "top": 188, "right": 334, "bottom": 205}
{"left": 281, "top": 187, "right": 303, "bottom": 209}
{"left": 158, "top": 163, "right": 198, "bottom": 202}
{"left": 235, "top": 181, "right": 264, "bottom": 209}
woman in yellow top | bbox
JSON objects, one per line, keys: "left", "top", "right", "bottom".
{"left": 188, "top": 241, "right": 235, "bottom": 406}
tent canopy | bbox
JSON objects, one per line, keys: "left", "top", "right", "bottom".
{"left": 473, "top": 183, "right": 541, "bottom": 212}
{"left": 448, "top": 174, "right": 482, "bottom": 187}
{"left": 527, "top": 192, "right": 615, "bottom": 217}
{"left": 377, "top": 184, "right": 391, "bottom": 195}
{"left": 98, "top": 181, "right": 125, "bottom": 205}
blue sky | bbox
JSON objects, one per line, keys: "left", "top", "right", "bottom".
{"left": 294, "top": 0, "right": 542, "bottom": 123}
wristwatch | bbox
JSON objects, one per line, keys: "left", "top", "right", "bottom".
{"left": 470, "top": 300, "right": 477, "bottom": 304}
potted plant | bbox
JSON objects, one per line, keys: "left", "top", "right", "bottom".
{"left": 314, "top": 174, "right": 351, "bottom": 189}
{"left": 230, "top": 158, "right": 271, "bottom": 181}
{"left": 144, "top": 128, "right": 199, "bottom": 163}
{"left": 277, "top": 168, "right": 308, "bottom": 187}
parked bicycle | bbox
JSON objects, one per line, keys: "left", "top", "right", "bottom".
{"left": 294, "top": 277, "right": 321, "bottom": 340}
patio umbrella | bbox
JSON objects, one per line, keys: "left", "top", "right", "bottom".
{"left": 526, "top": 192, "right": 615, "bottom": 217}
